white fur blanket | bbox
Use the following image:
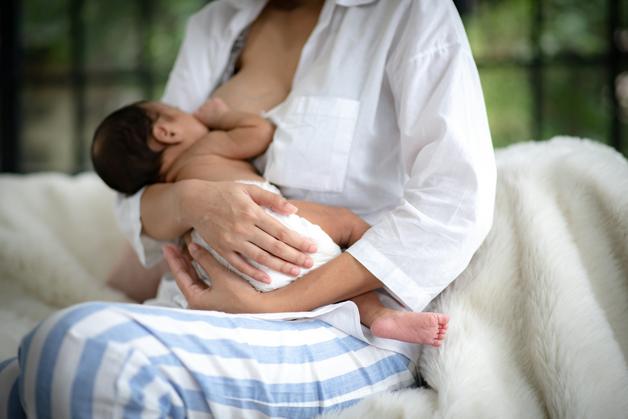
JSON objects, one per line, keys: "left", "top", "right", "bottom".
{"left": 0, "top": 172, "right": 129, "bottom": 360}
{"left": 324, "top": 137, "right": 628, "bottom": 418}
{"left": 1, "top": 137, "right": 627, "bottom": 417}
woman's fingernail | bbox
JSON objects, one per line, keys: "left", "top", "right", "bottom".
{"left": 290, "top": 266, "right": 300, "bottom": 276}
{"left": 308, "top": 243, "right": 317, "bottom": 253}
{"left": 304, "top": 257, "right": 313, "bottom": 268}
{"left": 188, "top": 243, "right": 200, "bottom": 255}
{"left": 285, "top": 203, "right": 298, "bottom": 212}
{"left": 261, "top": 274, "right": 271, "bottom": 284}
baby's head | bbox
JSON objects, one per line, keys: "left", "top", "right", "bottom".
{"left": 91, "top": 101, "right": 207, "bottom": 194}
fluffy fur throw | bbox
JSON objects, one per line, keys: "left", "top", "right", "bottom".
{"left": 0, "top": 137, "right": 626, "bottom": 417}
{"left": 324, "top": 137, "right": 628, "bottom": 418}
{"left": 0, "top": 172, "right": 128, "bottom": 359}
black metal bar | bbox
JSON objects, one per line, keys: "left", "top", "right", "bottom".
{"left": 70, "top": 0, "right": 86, "bottom": 172}
{"left": 530, "top": 0, "right": 544, "bottom": 141}
{"left": 0, "top": 0, "right": 22, "bottom": 172}
{"left": 453, "top": 0, "right": 476, "bottom": 16}
{"left": 608, "top": 0, "right": 622, "bottom": 151}
{"left": 137, "top": 0, "right": 155, "bottom": 99}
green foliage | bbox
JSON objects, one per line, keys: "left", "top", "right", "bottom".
{"left": 23, "top": 0, "right": 71, "bottom": 72}
{"left": 465, "top": 0, "right": 532, "bottom": 61}
{"left": 18, "top": 0, "right": 626, "bottom": 171}
{"left": 463, "top": 0, "right": 616, "bottom": 149}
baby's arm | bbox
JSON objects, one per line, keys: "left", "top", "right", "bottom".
{"left": 193, "top": 98, "right": 274, "bottom": 160}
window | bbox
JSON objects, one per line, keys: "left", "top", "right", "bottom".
{"left": 1, "top": 0, "right": 205, "bottom": 172}
{"left": 462, "top": 0, "right": 627, "bottom": 153}
{"left": 1, "top": 0, "right": 626, "bottom": 173}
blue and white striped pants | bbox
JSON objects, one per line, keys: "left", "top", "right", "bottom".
{"left": 0, "top": 302, "right": 417, "bottom": 418}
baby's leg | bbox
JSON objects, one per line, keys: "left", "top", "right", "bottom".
{"left": 352, "top": 291, "right": 449, "bottom": 347}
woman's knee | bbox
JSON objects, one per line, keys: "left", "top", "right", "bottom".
{"left": 19, "top": 302, "right": 182, "bottom": 417}
{"left": 18, "top": 302, "right": 127, "bottom": 415}
{"left": 20, "top": 302, "right": 115, "bottom": 363}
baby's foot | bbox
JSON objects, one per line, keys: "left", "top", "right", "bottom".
{"left": 370, "top": 312, "right": 449, "bottom": 347}
{"left": 195, "top": 97, "right": 230, "bottom": 126}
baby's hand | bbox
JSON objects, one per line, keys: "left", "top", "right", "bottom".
{"left": 194, "top": 97, "right": 230, "bottom": 127}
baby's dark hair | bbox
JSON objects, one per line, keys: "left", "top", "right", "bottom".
{"left": 91, "top": 101, "right": 163, "bottom": 195}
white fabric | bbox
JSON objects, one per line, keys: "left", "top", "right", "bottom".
{"left": 321, "top": 137, "right": 628, "bottom": 418}
{"left": 115, "top": 0, "right": 495, "bottom": 359}
{"left": 191, "top": 180, "right": 341, "bottom": 293}
{"left": 0, "top": 172, "right": 129, "bottom": 360}
{"left": 0, "top": 138, "right": 627, "bottom": 416}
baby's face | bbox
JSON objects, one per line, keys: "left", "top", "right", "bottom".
{"left": 142, "top": 101, "right": 208, "bottom": 175}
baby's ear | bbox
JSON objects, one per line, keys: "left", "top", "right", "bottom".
{"left": 152, "top": 121, "right": 176, "bottom": 144}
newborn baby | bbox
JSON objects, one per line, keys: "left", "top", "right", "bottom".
{"left": 91, "top": 98, "right": 449, "bottom": 346}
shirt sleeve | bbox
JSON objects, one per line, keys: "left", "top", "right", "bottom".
{"left": 160, "top": 3, "right": 218, "bottom": 112}
{"left": 114, "top": 188, "right": 172, "bottom": 267}
{"left": 346, "top": 10, "right": 496, "bottom": 312}
{"left": 112, "top": 3, "right": 218, "bottom": 266}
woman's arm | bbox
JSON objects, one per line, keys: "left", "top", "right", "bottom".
{"left": 163, "top": 242, "right": 382, "bottom": 313}
{"left": 163, "top": 200, "right": 375, "bottom": 312}
{"left": 141, "top": 180, "right": 319, "bottom": 282}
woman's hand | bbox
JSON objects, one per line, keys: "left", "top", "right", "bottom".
{"left": 179, "top": 180, "right": 317, "bottom": 283}
{"left": 164, "top": 237, "right": 383, "bottom": 314}
{"left": 163, "top": 243, "right": 267, "bottom": 313}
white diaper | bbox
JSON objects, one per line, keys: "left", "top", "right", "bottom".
{"left": 191, "top": 180, "right": 341, "bottom": 292}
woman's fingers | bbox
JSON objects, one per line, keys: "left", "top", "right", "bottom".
{"left": 164, "top": 243, "right": 259, "bottom": 313}
{"left": 247, "top": 185, "right": 298, "bottom": 215}
{"left": 255, "top": 214, "right": 317, "bottom": 258}
{"left": 239, "top": 241, "right": 303, "bottom": 277}
{"left": 187, "top": 243, "right": 248, "bottom": 289}
{"left": 186, "top": 242, "right": 263, "bottom": 314}
{"left": 224, "top": 251, "right": 272, "bottom": 284}
{"left": 248, "top": 228, "right": 314, "bottom": 273}
{"left": 187, "top": 182, "right": 317, "bottom": 274}
{"left": 162, "top": 245, "right": 208, "bottom": 305}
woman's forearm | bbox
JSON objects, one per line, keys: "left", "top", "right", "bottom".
{"left": 261, "top": 252, "right": 382, "bottom": 313}
{"left": 140, "top": 181, "right": 193, "bottom": 240}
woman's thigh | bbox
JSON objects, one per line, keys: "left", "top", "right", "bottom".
{"left": 15, "top": 302, "right": 416, "bottom": 418}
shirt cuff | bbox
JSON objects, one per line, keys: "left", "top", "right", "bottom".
{"left": 114, "top": 188, "right": 167, "bottom": 268}
{"left": 346, "top": 239, "right": 434, "bottom": 312}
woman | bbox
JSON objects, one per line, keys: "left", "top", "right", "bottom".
{"left": 0, "top": 0, "right": 496, "bottom": 417}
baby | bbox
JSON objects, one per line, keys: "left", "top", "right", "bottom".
{"left": 91, "top": 98, "right": 449, "bottom": 346}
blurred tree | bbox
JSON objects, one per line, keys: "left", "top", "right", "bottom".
{"left": 10, "top": 0, "right": 627, "bottom": 173}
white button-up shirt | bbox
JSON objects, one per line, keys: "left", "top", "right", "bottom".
{"left": 115, "top": 0, "right": 496, "bottom": 359}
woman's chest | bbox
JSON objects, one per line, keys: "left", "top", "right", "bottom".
{"left": 211, "top": 7, "right": 319, "bottom": 114}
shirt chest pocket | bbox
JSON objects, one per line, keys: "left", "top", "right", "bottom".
{"left": 263, "top": 96, "right": 360, "bottom": 193}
